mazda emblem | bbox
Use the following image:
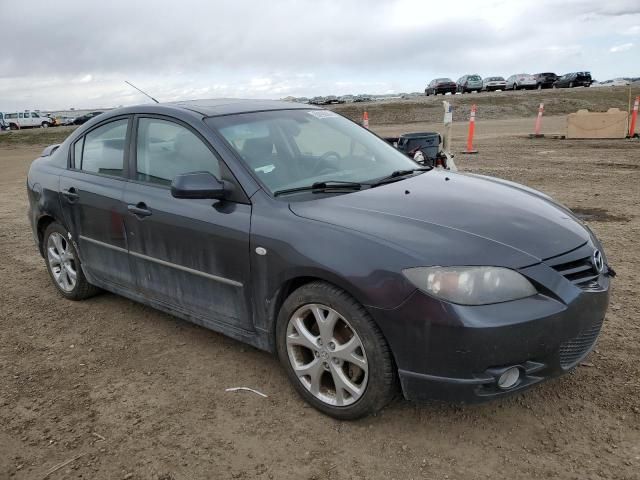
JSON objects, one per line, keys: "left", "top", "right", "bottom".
{"left": 593, "top": 249, "right": 604, "bottom": 273}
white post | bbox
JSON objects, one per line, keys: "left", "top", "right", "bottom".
{"left": 442, "top": 100, "right": 453, "bottom": 154}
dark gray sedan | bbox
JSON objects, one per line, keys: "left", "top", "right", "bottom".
{"left": 27, "top": 99, "right": 612, "bottom": 419}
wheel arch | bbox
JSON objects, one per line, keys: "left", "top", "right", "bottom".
{"left": 36, "top": 214, "right": 57, "bottom": 256}
{"left": 266, "top": 271, "right": 389, "bottom": 351}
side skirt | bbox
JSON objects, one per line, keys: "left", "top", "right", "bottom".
{"left": 86, "top": 274, "right": 273, "bottom": 353}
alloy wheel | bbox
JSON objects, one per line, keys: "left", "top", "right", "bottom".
{"left": 286, "top": 303, "right": 368, "bottom": 406}
{"left": 47, "top": 232, "right": 77, "bottom": 292}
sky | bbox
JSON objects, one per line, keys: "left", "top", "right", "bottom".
{"left": 0, "top": 0, "right": 638, "bottom": 110}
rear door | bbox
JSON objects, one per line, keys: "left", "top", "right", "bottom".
{"left": 59, "top": 116, "right": 134, "bottom": 288}
{"left": 123, "top": 115, "right": 253, "bottom": 331}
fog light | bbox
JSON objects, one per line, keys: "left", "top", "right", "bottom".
{"left": 497, "top": 367, "right": 520, "bottom": 389}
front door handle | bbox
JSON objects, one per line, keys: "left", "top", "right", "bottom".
{"left": 128, "top": 202, "right": 152, "bottom": 218}
{"left": 62, "top": 187, "right": 79, "bottom": 203}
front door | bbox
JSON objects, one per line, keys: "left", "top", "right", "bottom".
{"left": 123, "top": 116, "right": 253, "bottom": 331}
{"left": 59, "top": 117, "right": 134, "bottom": 288}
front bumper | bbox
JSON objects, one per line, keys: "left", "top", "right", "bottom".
{"left": 369, "top": 259, "right": 610, "bottom": 403}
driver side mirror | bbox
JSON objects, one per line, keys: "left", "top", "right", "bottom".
{"left": 171, "top": 171, "right": 225, "bottom": 200}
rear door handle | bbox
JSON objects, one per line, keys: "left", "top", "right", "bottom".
{"left": 62, "top": 187, "right": 79, "bottom": 203}
{"left": 128, "top": 202, "right": 152, "bottom": 218}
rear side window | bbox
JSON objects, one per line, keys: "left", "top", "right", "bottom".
{"left": 80, "top": 119, "right": 128, "bottom": 177}
{"left": 135, "top": 118, "right": 221, "bottom": 186}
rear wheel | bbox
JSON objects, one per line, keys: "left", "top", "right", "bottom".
{"left": 43, "top": 223, "right": 100, "bottom": 300}
{"left": 41, "top": 122, "right": 50, "bottom": 128}
{"left": 276, "top": 282, "right": 397, "bottom": 420}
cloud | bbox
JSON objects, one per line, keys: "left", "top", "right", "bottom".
{"left": 609, "top": 42, "right": 634, "bottom": 52}
{"left": 0, "top": 0, "right": 638, "bottom": 109}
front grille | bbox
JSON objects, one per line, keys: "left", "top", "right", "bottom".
{"left": 559, "top": 318, "right": 603, "bottom": 368}
{"left": 551, "top": 256, "right": 600, "bottom": 287}
{"left": 545, "top": 244, "right": 602, "bottom": 290}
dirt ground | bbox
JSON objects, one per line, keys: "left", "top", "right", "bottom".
{"left": 1, "top": 97, "right": 639, "bottom": 479}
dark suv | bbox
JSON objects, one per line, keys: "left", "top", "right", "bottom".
{"left": 534, "top": 73, "right": 558, "bottom": 89}
{"left": 554, "top": 72, "right": 592, "bottom": 88}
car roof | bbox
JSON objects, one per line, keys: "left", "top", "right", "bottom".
{"left": 165, "top": 98, "right": 316, "bottom": 116}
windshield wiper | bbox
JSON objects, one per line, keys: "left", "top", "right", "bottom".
{"left": 370, "top": 167, "right": 432, "bottom": 187}
{"left": 273, "top": 180, "right": 364, "bottom": 197}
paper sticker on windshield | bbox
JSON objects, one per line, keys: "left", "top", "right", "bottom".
{"left": 307, "top": 110, "right": 339, "bottom": 119}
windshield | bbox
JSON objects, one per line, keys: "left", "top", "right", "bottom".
{"left": 206, "top": 109, "right": 419, "bottom": 195}
{"left": 468, "top": 75, "right": 481, "bottom": 81}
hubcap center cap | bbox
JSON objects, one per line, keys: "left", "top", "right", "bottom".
{"left": 320, "top": 350, "right": 329, "bottom": 360}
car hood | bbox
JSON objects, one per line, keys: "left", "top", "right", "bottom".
{"left": 289, "top": 170, "right": 590, "bottom": 268}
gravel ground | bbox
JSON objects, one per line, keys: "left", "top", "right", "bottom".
{"left": 1, "top": 109, "right": 639, "bottom": 479}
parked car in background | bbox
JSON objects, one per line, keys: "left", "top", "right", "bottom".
{"left": 591, "top": 78, "right": 629, "bottom": 88}
{"left": 339, "top": 95, "right": 354, "bottom": 103}
{"left": 73, "top": 111, "right": 104, "bottom": 125}
{"left": 309, "top": 97, "right": 325, "bottom": 105}
{"left": 456, "top": 74, "right": 483, "bottom": 93}
{"left": 323, "top": 96, "right": 344, "bottom": 105}
{"left": 506, "top": 74, "right": 537, "bottom": 90}
{"left": 533, "top": 73, "right": 558, "bottom": 89}
{"left": 57, "top": 116, "right": 77, "bottom": 125}
{"left": 353, "top": 95, "right": 373, "bottom": 103}
{"left": 554, "top": 72, "right": 592, "bottom": 88}
{"left": 482, "top": 76, "right": 507, "bottom": 91}
{"left": 0, "top": 113, "right": 8, "bottom": 131}
{"left": 425, "top": 78, "right": 457, "bottom": 96}
{"left": 3, "top": 111, "right": 55, "bottom": 129}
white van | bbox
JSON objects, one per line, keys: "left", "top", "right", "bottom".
{"left": 2, "top": 111, "right": 55, "bottom": 129}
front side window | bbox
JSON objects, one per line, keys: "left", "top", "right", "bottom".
{"left": 135, "top": 118, "right": 221, "bottom": 186}
{"left": 32, "top": 113, "right": 39, "bottom": 118}
{"left": 207, "top": 109, "right": 418, "bottom": 195}
{"left": 80, "top": 119, "right": 128, "bottom": 177}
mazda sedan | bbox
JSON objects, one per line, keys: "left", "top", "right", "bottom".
{"left": 27, "top": 99, "right": 612, "bottom": 419}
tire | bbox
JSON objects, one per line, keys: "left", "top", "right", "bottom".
{"left": 276, "top": 281, "right": 397, "bottom": 420}
{"left": 537, "top": 84, "right": 542, "bottom": 90}
{"left": 43, "top": 222, "right": 100, "bottom": 300}
{"left": 513, "top": 83, "right": 518, "bottom": 91}
{"left": 569, "top": 81, "right": 574, "bottom": 88}
{"left": 9, "top": 123, "right": 18, "bottom": 130}
{"left": 41, "top": 122, "right": 50, "bottom": 128}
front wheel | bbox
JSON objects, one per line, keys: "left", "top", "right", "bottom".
{"left": 41, "top": 122, "right": 50, "bottom": 128}
{"left": 276, "top": 282, "right": 397, "bottom": 420}
{"left": 43, "top": 222, "right": 100, "bottom": 300}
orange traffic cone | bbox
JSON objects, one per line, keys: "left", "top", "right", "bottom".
{"left": 629, "top": 96, "right": 639, "bottom": 138}
{"left": 461, "top": 104, "right": 478, "bottom": 154}
{"left": 362, "top": 111, "right": 369, "bottom": 129}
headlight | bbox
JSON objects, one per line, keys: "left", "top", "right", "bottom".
{"left": 402, "top": 266, "right": 537, "bottom": 305}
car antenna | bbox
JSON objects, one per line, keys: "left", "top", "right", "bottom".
{"left": 124, "top": 80, "right": 159, "bottom": 104}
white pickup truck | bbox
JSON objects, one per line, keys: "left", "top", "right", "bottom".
{"left": 2, "top": 111, "right": 55, "bottom": 129}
